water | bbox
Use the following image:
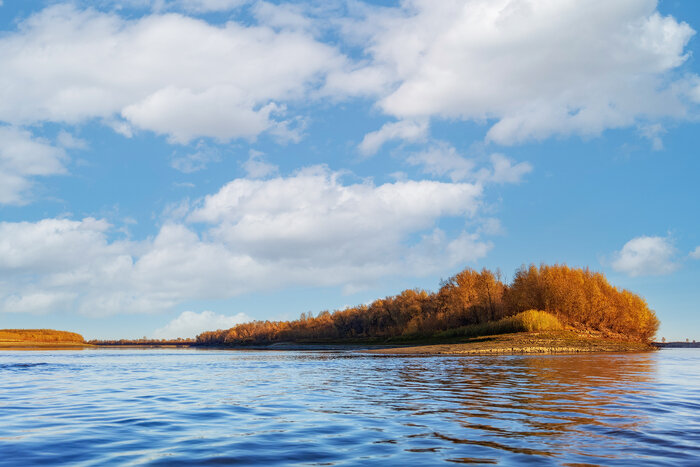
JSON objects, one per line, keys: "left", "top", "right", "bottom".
{"left": 1, "top": 349, "right": 699, "bottom": 466}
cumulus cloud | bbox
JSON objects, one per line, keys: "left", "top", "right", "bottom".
{"left": 2, "top": 292, "right": 77, "bottom": 315}
{"left": 0, "top": 217, "right": 116, "bottom": 273}
{"left": 0, "top": 126, "right": 67, "bottom": 204}
{"left": 188, "top": 166, "right": 484, "bottom": 266}
{"left": 358, "top": 120, "right": 428, "bottom": 156}
{"left": 0, "top": 4, "right": 343, "bottom": 143}
{"left": 3, "top": 2, "right": 693, "bottom": 151}
{"left": 153, "top": 310, "right": 250, "bottom": 339}
{"left": 611, "top": 235, "right": 678, "bottom": 277}
{"left": 338, "top": 0, "right": 697, "bottom": 145}
{"left": 0, "top": 168, "right": 493, "bottom": 315}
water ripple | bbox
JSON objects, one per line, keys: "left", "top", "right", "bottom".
{"left": 0, "top": 349, "right": 699, "bottom": 465}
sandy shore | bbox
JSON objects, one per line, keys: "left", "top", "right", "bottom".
{"left": 365, "top": 332, "right": 655, "bottom": 355}
{"left": 0, "top": 341, "right": 95, "bottom": 350}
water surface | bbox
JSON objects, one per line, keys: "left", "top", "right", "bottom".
{"left": 1, "top": 348, "right": 698, "bottom": 465}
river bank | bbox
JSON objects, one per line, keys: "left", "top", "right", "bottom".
{"left": 365, "top": 331, "right": 655, "bottom": 355}
{"left": 0, "top": 341, "right": 95, "bottom": 350}
{"left": 186, "top": 331, "right": 655, "bottom": 355}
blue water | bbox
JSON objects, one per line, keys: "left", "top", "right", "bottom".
{"left": 1, "top": 349, "right": 699, "bottom": 466}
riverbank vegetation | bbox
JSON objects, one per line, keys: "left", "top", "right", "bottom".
{"left": 434, "top": 309, "right": 563, "bottom": 339}
{"left": 0, "top": 329, "right": 89, "bottom": 348}
{"left": 0, "top": 329, "right": 85, "bottom": 344}
{"left": 368, "top": 331, "right": 655, "bottom": 355}
{"left": 196, "top": 264, "right": 660, "bottom": 347}
{"left": 88, "top": 338, "right": 195, "bottom": 346}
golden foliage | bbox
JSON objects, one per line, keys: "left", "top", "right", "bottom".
{"left": 505, "top": 264, "right": 659, "bottom": 341}
{"left": 196, "top": 264, "right": 659, "bottom": 346}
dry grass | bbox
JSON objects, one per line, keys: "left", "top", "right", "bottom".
{"left": 435, "top": 310, "right": 562, "bottom": 339}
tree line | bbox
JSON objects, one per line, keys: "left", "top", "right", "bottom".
{"left": 88, "top": 337, "right": 195, "bottom": 346}
{"left": 196, "top": 264, "right": 660, "bottom": 346}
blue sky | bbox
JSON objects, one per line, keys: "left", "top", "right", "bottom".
{"left": 0, "top": 0, "right": 699, "bottom": 341}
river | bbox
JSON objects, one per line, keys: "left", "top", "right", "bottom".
{"left": 1, "top": 348, "right": 698, "bottom": 465}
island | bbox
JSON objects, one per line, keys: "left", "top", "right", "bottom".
{"left": 195, "top": 264, "right": 660, "bottom": 354}
{"left": 0, "top": 329, "right": 92, "bottom": 349}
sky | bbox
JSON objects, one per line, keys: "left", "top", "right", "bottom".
{"left": 0, "top": 0, "right": 699, "bottom": 341}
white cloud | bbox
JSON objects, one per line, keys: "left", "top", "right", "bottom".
{"left": 242, "top": 150, "right": 278, "bottom": 178}
{"left": 4, "top": 2, "right": 691, "bottom": 150}
{"left": 611, "top": 235, "right": 678, "bottom": 277}
{"left": 0, "top": 5, "right": 343, "bottom": 143}
{"left": 406, "top": 144, "right": 474, "bottom": 182}
{"left": 488, "top": 153, "right": 532, "bottom": 184}
{"left": 0, "top": 126, "right": 67, "bottom": 204}
{"left": 0, "top": 217, "right": 115, "bottom": 273}
{"left": 153, "top": 310, "right": 250, "bottom": 339}
{"left": 2, "top": 292, "right": 77, "bottom": 315}
{"left": 174, "top": 0, "right": 247, "bottom": 13}
{"left": 0, "top": 168, "right": 492, "bottom": 315}
{"left": 638, "top": 123, "right": 667, "bottom": 151}
{"left": 691, "top": 78, "right": 700, "bottom": 104}
{"left": 56, "top": 130, "right": 88, "bottom": 150}
{"left": 188, "top": 166, "right": 483, "bottom": 268}
{"left": 690, "top": 246, "right": 700, "bottom": 260}
{"left": 358, "top": 120, "right": 428, "bottom": 156}
{"left": 170, "top": 143, "right": 220, "bottom": 173}
{"left": 338, "top": 0, "right": 697, "bottom": 145}
{"left": 79, "top": 0, "right": 248, "bottom": 13}
{"left": 251, "top": 2, "right": 312, "bottom": 32}
{"left": 406, "top": 144, "right": 531, "bottom": 184}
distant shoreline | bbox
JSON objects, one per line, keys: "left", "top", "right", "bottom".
{"left": 5, "top": 332, "right": 692, "bottom": 354}
{"left": 0, "top": 341, "right": 95, "bottom": 350}
{"left": 192, "top": 331, "right": 659, "bottom": 355}
{"left": 653, "top": 341, "right": 700, "bottom": 348}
